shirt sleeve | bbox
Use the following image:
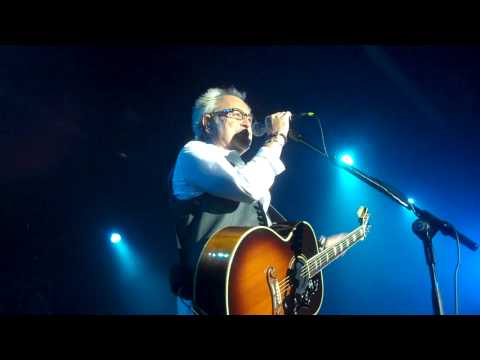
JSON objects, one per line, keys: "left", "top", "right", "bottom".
{"left": 175, "top": 141, "right": 285, "bottom": 203}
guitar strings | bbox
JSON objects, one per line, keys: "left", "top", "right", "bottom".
{"left": 276, "top": 226, "right": 366, "bottom": 292}
{"left": 278, "top": 226, "right": 366, "bottom": 291}
{"left": 277, "top": 233, "right": 358, "bottom": 293}
{"left": 277, "top": 227, "right": 360, "bottom": 287}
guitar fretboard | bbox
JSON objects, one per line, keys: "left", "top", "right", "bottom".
{"left": 303, "top": 225, "right": 366, "bottom": 279}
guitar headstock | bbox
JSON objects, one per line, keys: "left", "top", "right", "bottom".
{"left": 356, "top": 206, "right": 371, "bottom": 240}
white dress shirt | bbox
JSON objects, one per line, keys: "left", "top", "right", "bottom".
{"left": 171, "top": 140, "right": 286, "bottom": 224}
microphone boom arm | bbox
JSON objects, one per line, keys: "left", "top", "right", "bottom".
{"left": 287, "top": 128, "right": 478, "bottom": 251}
{"left": 288, "top": 126, "right": 478, "bottom": 315}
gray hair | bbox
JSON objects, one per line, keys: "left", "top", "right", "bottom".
{"left": 192, "top": 87, "right": 247, "bottom": 139}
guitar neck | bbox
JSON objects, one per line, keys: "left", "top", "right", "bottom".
{"left": 305, "top": 225, "right": 365, "bottom": 279}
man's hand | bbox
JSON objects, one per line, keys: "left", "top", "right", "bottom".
{"left": 324, "top": 232, "right": 349, "bottom": 249}
{"left": 268, "top": 111, "right": 291, "bottom": 138}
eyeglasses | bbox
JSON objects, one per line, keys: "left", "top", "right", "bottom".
{"left": 211, "top": 108, "right": 253, "bottom": 123}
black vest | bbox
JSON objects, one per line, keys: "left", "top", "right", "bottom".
{"left": 168, "top": 150, "right": 277, "bottom": 300}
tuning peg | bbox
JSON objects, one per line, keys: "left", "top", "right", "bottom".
{"left": 356, "top": 206, "right": 366, "bottom": 219}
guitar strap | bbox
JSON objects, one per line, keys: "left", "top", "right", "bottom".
{"left": 268, "top": 203, "right": 288, "bottom": 224}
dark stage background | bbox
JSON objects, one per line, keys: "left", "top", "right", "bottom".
{"left": 1, "top": 45, "right": 479, "bottom": 314}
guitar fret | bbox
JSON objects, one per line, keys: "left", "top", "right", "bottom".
{"left": 309, "top": 224, "right": 368, "bottom": 278}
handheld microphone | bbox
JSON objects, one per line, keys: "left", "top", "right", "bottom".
{"left": 252, "top": 112, "right": 316, "bottom": 137}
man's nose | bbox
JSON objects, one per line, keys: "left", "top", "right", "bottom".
{"left": 241, "top": 118, "right": 252, "bottom": 128}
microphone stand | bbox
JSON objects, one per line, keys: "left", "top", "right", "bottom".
{"left": 288, "top": 127, "right": 478, "bottom": 315}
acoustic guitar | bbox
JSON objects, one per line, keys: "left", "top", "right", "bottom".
{"left": 193, "top": 206, "right": 370, "bottom": 315}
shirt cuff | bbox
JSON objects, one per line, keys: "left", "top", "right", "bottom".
{"left": 256, "top": 146, "right": 286, "bottom": 175}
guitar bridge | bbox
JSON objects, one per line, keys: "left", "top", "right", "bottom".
{"left": 266, "top": 266, "right": 283, "bottom": 315}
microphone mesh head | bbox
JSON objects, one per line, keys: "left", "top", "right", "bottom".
{"left": 252, "top": 121, "right": 266, "bottom": 137}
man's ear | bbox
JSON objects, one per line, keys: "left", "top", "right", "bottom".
{"left": 201, "top": 114, "right": 213, "bottom": 134}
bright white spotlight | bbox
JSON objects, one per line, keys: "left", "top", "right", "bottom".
{"left": 408, "top": 198, "right": 415, "bottom": 205}
{"left": 340, "top": 154, "right": 354, "bottom": 166}
{"left": 110, "top": 233, "right": 122, "bottom": 243}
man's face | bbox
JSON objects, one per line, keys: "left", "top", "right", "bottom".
{"left": 210, "top": 95, "right": 253, "bottom": 154}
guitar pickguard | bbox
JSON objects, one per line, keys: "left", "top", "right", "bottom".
{"left": 284, "top": 256, "right": 321, "bottom": 315}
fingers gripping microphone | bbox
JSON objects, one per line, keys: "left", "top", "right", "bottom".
{"left": 252, "top": 112, "right": 316, "bottom": 137}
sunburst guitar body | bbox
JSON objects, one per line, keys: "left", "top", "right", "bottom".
{"left": 193, "top": 207, "right": 370, "bottom": 315}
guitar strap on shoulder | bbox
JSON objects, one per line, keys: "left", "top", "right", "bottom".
{"left": 267, "top": 203, "right": 288, "bottom": 224}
